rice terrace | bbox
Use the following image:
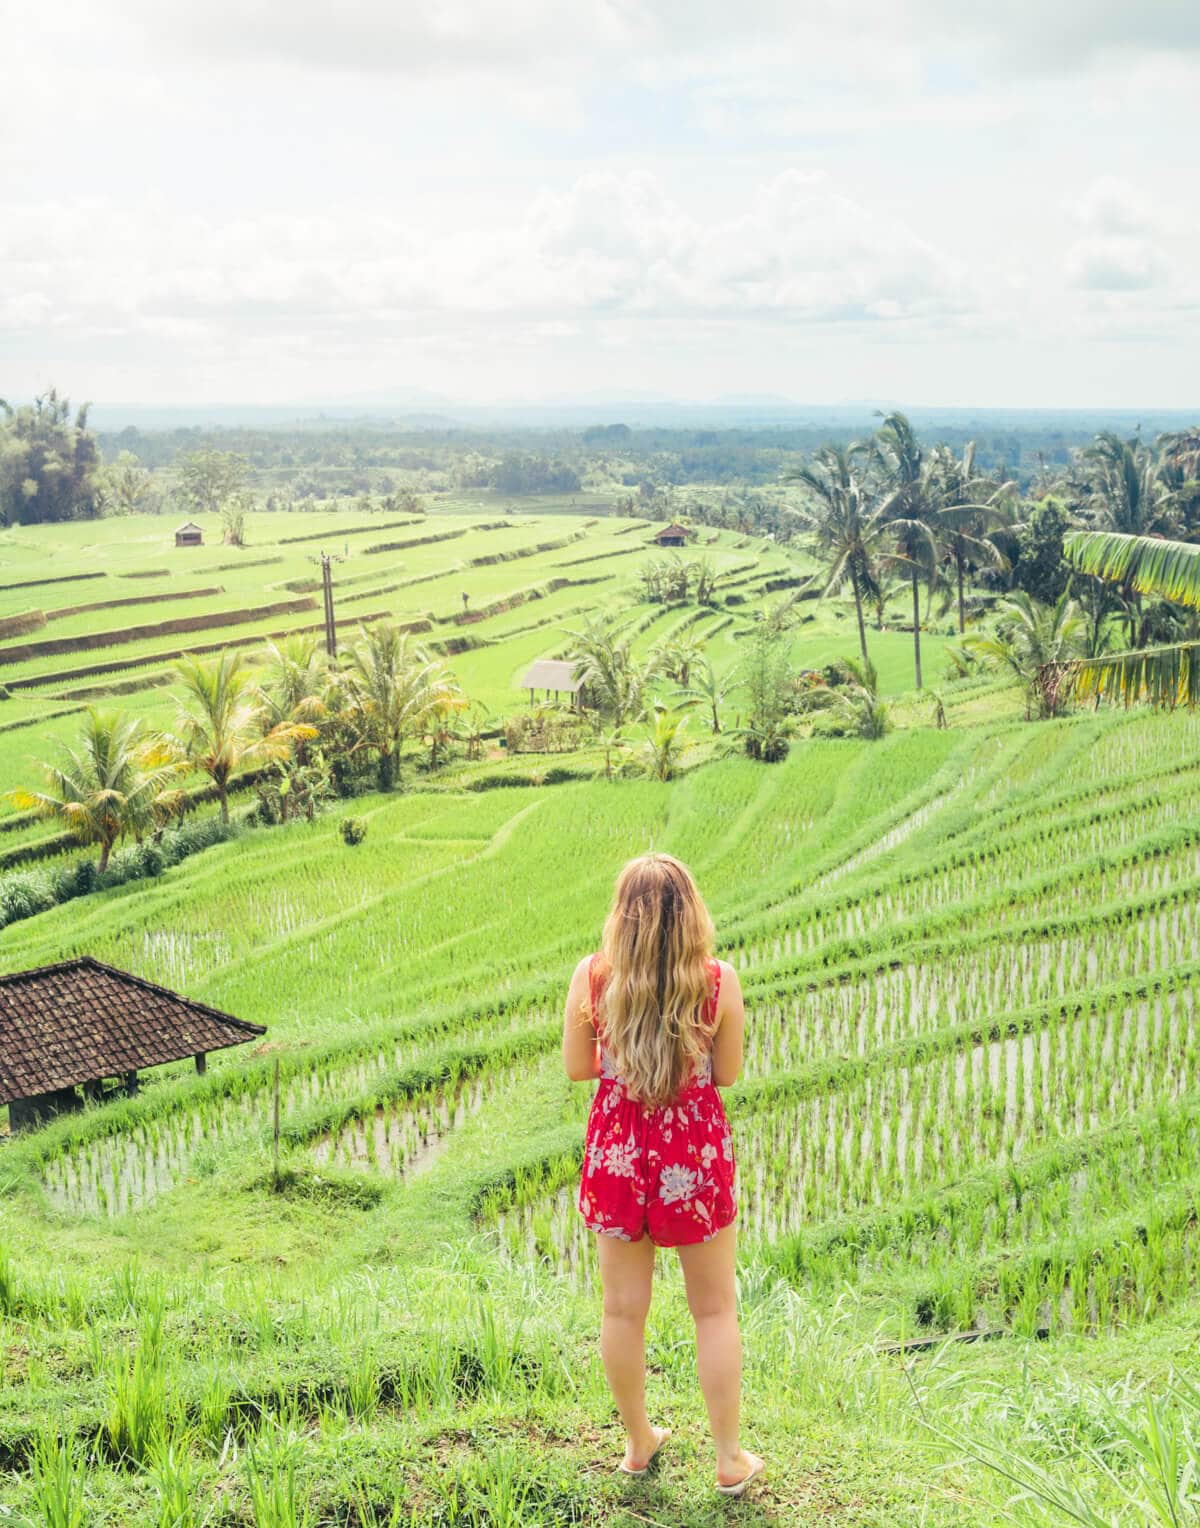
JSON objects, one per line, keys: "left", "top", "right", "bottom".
{"left": 2, "top": 398, "right": 1200, "bottom": 1528}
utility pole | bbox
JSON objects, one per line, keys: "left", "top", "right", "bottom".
{"left": 308, "top": 551, "right": 343, "bottom": 657}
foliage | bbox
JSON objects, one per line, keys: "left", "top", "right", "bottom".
{"left": 1012, "top": 499, "right": 1073, "bottom": 605}
{"left": 7, "top": 710, "right": 184, "bottom": 872}
{"left": 340, "top": 815, "right": 367, "bottom": 846}
{"left": 174, "top": 447, "right": 249, "bottom": 518}
{"left": 0, "top": 388, "right": 102, "bottom": 525}
{"left": 966, "top": 589, "right": 1084, "bottom": 719}
{"left": 736, "top": 622, "right": 794, "bottom": 761}
{"left": 504, "top": 705, "right": 587, "bottom": 755}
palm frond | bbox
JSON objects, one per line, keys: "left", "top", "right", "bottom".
{"left": 1066, "top": 639, "right": 1200, "bottom": 709}
{"left": 1063, "top": 531, "right": 1200, "bottom": 608}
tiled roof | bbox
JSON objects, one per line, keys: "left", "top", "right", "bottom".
{"left": 0, "top": 957, "right": 265, "bottom": 1104}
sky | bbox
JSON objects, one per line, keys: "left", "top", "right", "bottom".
{"left": 3, "top": 1, "right": 1199, "bottom": 410}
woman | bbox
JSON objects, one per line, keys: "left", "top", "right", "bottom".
{"left": 562, "top": 852, "right": 764, "bottom": 1497}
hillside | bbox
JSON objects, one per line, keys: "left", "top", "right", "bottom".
{"left": 1, "top": 672, "right": 1198, "bottom": 1520}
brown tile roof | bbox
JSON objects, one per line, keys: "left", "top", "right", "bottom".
{"left": 0, "top": 957, "right": 265, "bottom": 1104}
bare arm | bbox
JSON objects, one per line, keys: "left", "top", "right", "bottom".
{"left": 562, "top": 955, "right": 600, "bottom": 1082}
{"left": 710, "top": 960, "right": 745, "bottom": 1087}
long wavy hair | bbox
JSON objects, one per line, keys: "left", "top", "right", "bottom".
{"left": 593, "top": 853, "right": 716, "bottom": 1108}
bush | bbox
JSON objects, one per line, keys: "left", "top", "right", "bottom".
{"left": 341, "top": 816, "right": 367, "bottom": 846}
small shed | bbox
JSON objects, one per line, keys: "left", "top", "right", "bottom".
{"left": 175, "top": 521, "right": 204, "bottom": 548}
{"left": 0, "top": 957, "right": 265, "bottom": 1130}
{"left": 519, "top": 659, "right": 585, "bottom": 709}
{"left": 653, "top": 522, "right": 691, "bottom": 547}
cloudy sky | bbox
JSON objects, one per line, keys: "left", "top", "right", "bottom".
{"left": 3, "top": 1, "right": 1199, "bottom": 408}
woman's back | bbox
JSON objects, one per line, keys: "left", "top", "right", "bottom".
{"left": 590, "top": 952, "right": 722, "bottom": 1101}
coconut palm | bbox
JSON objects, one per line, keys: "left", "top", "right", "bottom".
{"left": 1079, "top": 432, "right": 1180, "bottom": 648}
{"left": 170, "top": 652, "right": 300, "bottom": 823}
{"left": 929, "top": 442, "right": 1014, "bottom": 634}
{"left": 562, "top": 612, "right": 653, "bottom": 727}
{"left": 1062, "top": 530, "right": 1200, "bottom": 708}
{"left": 964, "top": 590, "right": 1085, "bottom": 720}
{"left": 784, "top": 443, "right": 887, "bottom": 667}
{"left": 344, "top": 623, "right": 448, "bottom": 789}
{"left": 872, "top": 412, "right": 949, "bottom": 691}
{"left": 259, "top": 636, "right": 330, "bottom": 762}
{"left": 9, "top": 710, "right": 183, "bottom": 871}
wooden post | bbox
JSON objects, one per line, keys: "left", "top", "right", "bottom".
{"left": 124, "top": 1070, "right": 138, "bottom": 1095}
{"left": 272, "top": 1057, "right": 281, "bottom": 1189}
{"left": 321, "top": 555, "right": 336, "bottom": 658}
{"left": 194, "top": 1052, "right": 206, "bottom": 1076}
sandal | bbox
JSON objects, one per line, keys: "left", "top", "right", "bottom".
{"left": 619, "top": 1426, "right": 671, "bottom": 1476}
{"left": 716, "top": 1455, "right": 765, "bottom": 1497}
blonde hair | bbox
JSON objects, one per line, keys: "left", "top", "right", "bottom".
{"left": 593, "top": 853, "right": 716, "bottom": 1108}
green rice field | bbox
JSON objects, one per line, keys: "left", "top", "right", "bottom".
{"left": 0, "top": 507, "right": 1196, "bottom": 1523}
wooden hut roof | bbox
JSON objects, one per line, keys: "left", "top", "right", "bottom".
{"left": 653, "top": 522, "right": 691, "bottom": 540}
{"left": 519, "top": 659, "right": 583, "bottom": 692}
{"left": 175, "top": 521, "right": 203, "bottom": 533}
{"left": 0, "top": 957, "right": 265, "bottom": 1105}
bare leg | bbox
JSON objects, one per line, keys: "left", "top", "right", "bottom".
{"left": 595, "top": 1233, "right": 667, "bottom": 1469}
{"left": 676, "top": 1224, "right": 762, "bottom": 1487}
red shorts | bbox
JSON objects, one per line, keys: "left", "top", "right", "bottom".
{"left": 578, "top": 1076, "right": 737, "bottom": 1248}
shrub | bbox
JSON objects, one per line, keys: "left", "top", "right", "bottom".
{"left": 341, "top": 816, "right": 367, "bottom": 846}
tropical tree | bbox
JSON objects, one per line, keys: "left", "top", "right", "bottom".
{"left": 872, "top": 411, "right": 946, "bottom": 690}
{"left": 0, "top": 389, "right": 103, "bottom": 525}
{"left": 674, "top": 656, "right": 738, "bottom": 735}
{"left": 784, "top": 443, "right": 887, "bottom": 667}
{"left": 260, "top": 636, "right": 330, "bottom": 752}
{"left": 929, "top": 441, "right": 1013, "bottom": 634}
{"left": 421, "top": 681, "right": 468, "bottom": 769}
{"left": 169, "top": 652, "right": 301, "bottom": 823}
{"left": 735, "top": 622, "right": 794, "bottom": 762}
{"left": 344, "top": 623, "right": 452, "bottom": 788}
{"left": 562, "top": 612, "right": 654, "bottom": 727}
{"left": 9, "top": 710, "right": 183, "bottom": 871}
{"left": 1078, "top": 432, "right": 1179, "bottom": 647}
{"left": 594, "top": 724, "right": 630, "bottom": 782}
{"left": 635, "top": 707, "right": 689, "bottom": 782}
{"left": 1062, "top": 530, "right": 1200, "bottom": 708}
{"left": 175, "top": 448, "right": 249, "bottom": 520}
{"left": 652, "top": 630, "right": 706, "bottom": 690}
{"left": 965, "top": 590, "right": 1084, "bottom": 720}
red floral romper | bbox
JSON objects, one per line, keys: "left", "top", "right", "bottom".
{"left": 577, "top": 954, "right": 737, "bottom": 1247}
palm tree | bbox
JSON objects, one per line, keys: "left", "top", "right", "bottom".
{"left": 1062, "top": 530, "right": 1200, "bottom": 707}
{"left": 9, "top": 710, "right": 183, "bottom": 871}
{"left": 635, "top": 707, "right": 689, "bottom": 782}
{"left": 674, "top": 656, "right": 738, "bottom": 734}
{"left": 260, "top": 635, "right": 329, "bottom": 761}
{"left": 652, "top": 630, "right": 706, "bottom": 689}
{"left": 422, "top": 681, "right": 468, "bottom": 769}
{"left": 1080, "top": 432, "right": 1179, "bottom": 647}
{"left": 594, "top": 723, "right": 629, "bottom": 782}
{"left": 964, "top": 590, "right": 1084, "bottom": 720}
{"left": 562, "top": 612, "right": 653, "bottom": 727}
{"left": 784, "top": 443, "right": 887, "bottom": 668}
{"left": 344, "top": 623, "right": 447, "bottom": 789}
{"left": 170, "top": 652, "right": 297, "bottom": 823}
{"left": 929, "top": 442, "right": 1013, "bottom": 634}
{"left": 872, "top": 412, "right": 945, "bottom": 691}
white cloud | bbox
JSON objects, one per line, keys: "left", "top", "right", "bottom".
{"left": 1066, "top": 237, "right": 1170, "bottom": 292}
{"left": 0, "top": 170, "right": 974, "bottom": 353}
